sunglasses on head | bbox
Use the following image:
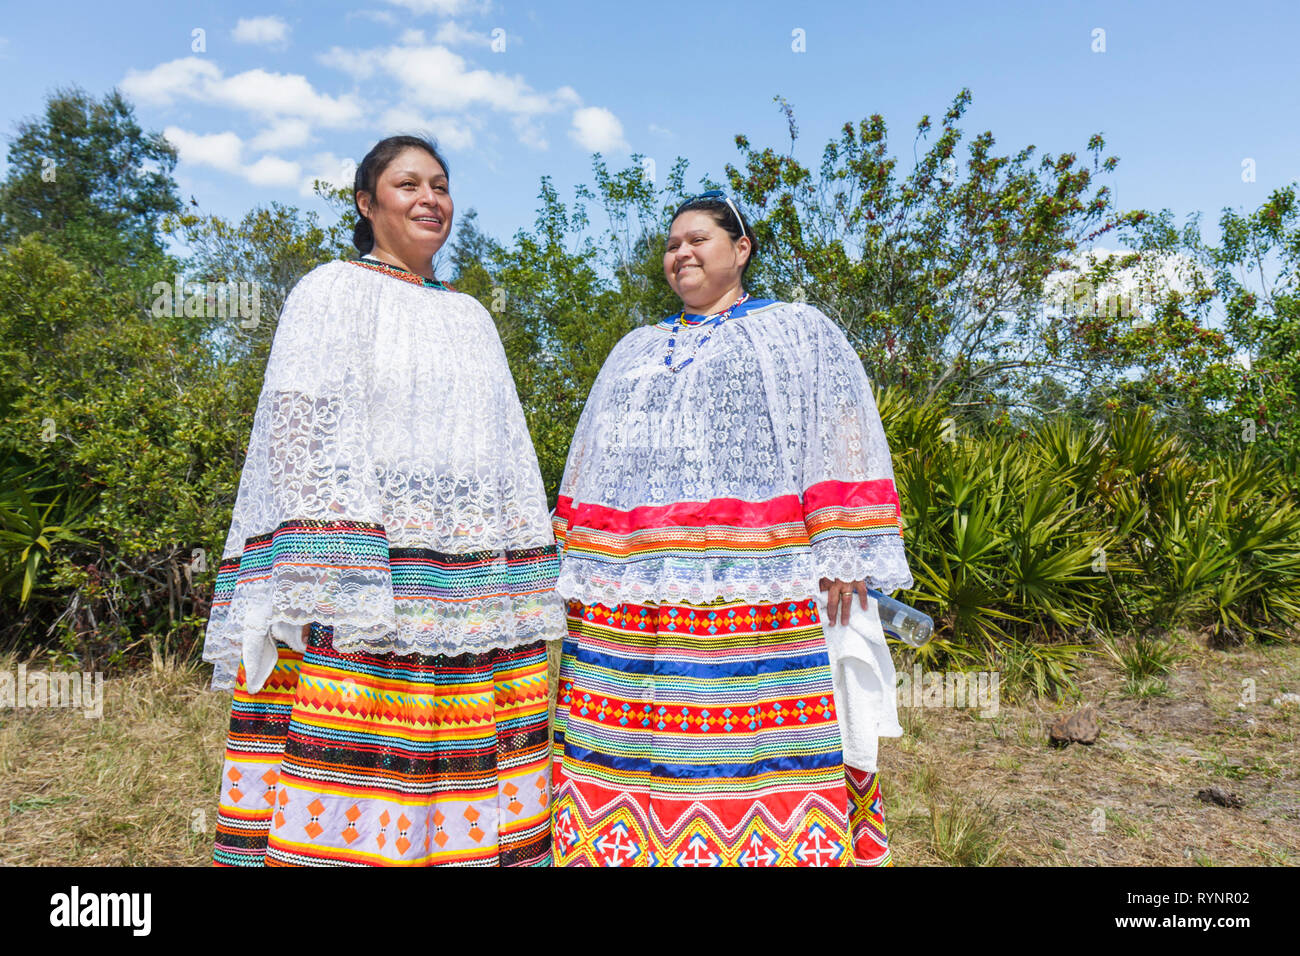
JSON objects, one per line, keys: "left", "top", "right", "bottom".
{"left": 679, "top": 190, "right": 748, "bottom": 241}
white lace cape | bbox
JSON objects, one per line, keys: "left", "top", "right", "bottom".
{"left": 555, "top": 300, "right": 914, "bottom": 606}
{"left": 201, "top": 260, "right": 563, "bottom": 693}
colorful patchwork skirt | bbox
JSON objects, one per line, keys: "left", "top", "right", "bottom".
{"left": 212, "top": 622, "right": 551, "bottom": 866}
{"left": 551, "top": 597, "right": 892, "bottom": 866}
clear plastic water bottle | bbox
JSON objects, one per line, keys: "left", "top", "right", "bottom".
{"left": 867, "top": 588, "right": 933, "bottom": 648}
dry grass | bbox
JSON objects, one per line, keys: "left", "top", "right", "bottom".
{"left": 2, "top": 632, "right": 1297, "bottom": 866}
{"left": 0, "top": 646, "right": 230, "bottom": 865}
{"left": 884, "top": 630, "right": 1300, "bottom": 866}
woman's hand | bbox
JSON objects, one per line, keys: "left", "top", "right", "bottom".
{"left": 819, "top": 577, "right": 867, "bottom": 627}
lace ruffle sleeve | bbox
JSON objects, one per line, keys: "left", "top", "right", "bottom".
{"left": 799, "top": 308, "right": 914, "bottom": 593}
{"left": 202, "top": 264, "right": 394, "bottom": 693}
{"left": 552, "top": 346, "right": 622, "bottom": 555}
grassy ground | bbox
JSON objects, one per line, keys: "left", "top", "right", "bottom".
{"left": 1, "top": 634, "right": 1297, "bottom": 866}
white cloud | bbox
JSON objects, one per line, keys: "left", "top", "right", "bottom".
{"left": 512, "top": 116, "right": 547, "bottom": 151}
{"left": 319, "top": 46, "right": 378, "bottom": 79}
{"left": 570, "top": 106, "right": 628, "bottom": 153}
{"left": 1043, "top": 247, "right": 1210, "bottom": 322}
{"left": 122, "top": 58, "right": 362, "bottom": 127}
{"left": 131, "top": 27, "right": 617, "bottom": 174}
{"left": 299, "top": 152, "right": 358, "bottom": 197}
{"left": 232, "top": 16, "right": 290, "bottom": 47}
{"left": 248, "top": 119, "right": 312, "bottom": 151}
{"left": 120, "top": 57, "right": 221, "bottom": 104}
{"left": 165, "top": 127, "right": 244, "bottom": 171}
{"left": 384, "top": 0, "right": 478, "bottom": 15}
{"left": 346, "top": 9, "right": 398, "bottom": 25}
{"left": 385, "top": 45, "right": 554, "bottom": 113}
{"left": 244, "top": 155, "right": 302, "bottom": 187}
{"left": 378, "top": 107, "right": 476, "bottom": 151}
{"left": 649, "top": 123, "right": 673, "bottom": 136}
{"left": 163, "top": 126, "right": 301, "bottom": 188}
{"left": 424, "top": 118, "right": 477, "bottom": 152}
{"left": 213, "top": 68, "right": 360, "bottom": 126}
{"left": 432, "top": 21, "right": 492, "bottom": 48}
{"left": 321, "top": 42, "right": 567, "bottom": 128}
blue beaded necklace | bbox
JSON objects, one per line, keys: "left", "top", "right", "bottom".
{"left": 663, "top": 292, "right": 750, "bottom": 373}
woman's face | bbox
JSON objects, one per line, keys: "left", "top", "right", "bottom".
{"left": 663, "top": 210, "right": 750, "bottom": 308}
{"left": 358, "top": 147, "right": 453, "bottom": 258}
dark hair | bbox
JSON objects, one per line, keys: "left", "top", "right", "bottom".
{"left": 352, "top": 135, "right": 450, "bottom": 254}
{"left": 669, "top": 194, "right": 759, "bottom": 277}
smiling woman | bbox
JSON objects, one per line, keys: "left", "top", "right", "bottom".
{"left": 549, "top": 191, "right": 913, "bottom": 867}
{"left": 352, "top": 138, "right": 453, "bottom": 280}
{"left": 663, "top": 190, "right": 757, "bottom": 315}
{"left": 201, "top": 135, "right": 564, "bottom": 867}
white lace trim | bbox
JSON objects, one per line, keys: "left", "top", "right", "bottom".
{"left": 205, "top": 590, "right": 566, "bottom": 692}
{"left": 556, "top": 537, "right": 913, "bottom": 609}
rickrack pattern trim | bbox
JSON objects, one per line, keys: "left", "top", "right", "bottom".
{"left": 349, "top": 256, "right": 455, "bottom": 291}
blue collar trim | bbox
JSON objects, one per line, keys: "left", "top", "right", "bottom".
{"left": 658, "top": 297, "right": 778, "bottom": 328}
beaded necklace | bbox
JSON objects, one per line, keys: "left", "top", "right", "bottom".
{"left": 351, "top": 256, "right": 452, "bottom": 291}
{"left": 663, "top": 292, "right": 750, "bottom": 373}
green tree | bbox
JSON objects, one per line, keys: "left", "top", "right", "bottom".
{"left": 0, "top": 86, "right": 180, "bottom": 277}
{"left": 0, "top": 87, "right": 220, "bottom": 663}
{"left": 162, "top": 183, "right": 355, "bottom": 373}
{"left": 450, "top": 187, "right": 636, "bottom": 499}
{"left": 723, "top": 91, "right": 1142, "bottom": 413}
{"left": 0, "top": 234, "right": 247, "bottom": 661}
{"left": 1199, "top": 185, "right": 1298, "bottom": 461}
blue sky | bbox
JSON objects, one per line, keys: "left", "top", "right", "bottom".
{"left": 1, "top": 0, "right": 1296, "bottom": 253}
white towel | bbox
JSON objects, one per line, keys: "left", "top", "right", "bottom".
{"left": 814, "top": 592, "right": 903, "bottom": 772}
{"left": 242, "top": 620, "right": 302, "bottom": 696}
